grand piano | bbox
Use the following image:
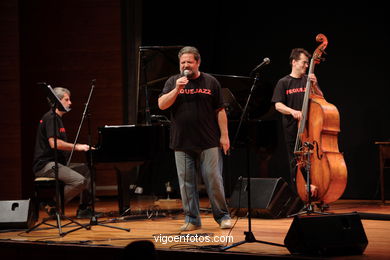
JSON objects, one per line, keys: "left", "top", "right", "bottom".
{"left": 90, "top": 46, "right": 279, "bottom": 213}
{"left": 89, "top": 124, "right": 169, "bottom": 214}
{"left": 92, "top": 124, "right": 168, "bottom": 163}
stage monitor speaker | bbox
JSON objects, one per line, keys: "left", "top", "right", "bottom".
{"left": 229, "top": 177, "right": 303, "bottom": 218}
{"left": 0, "top": 199, "right": 35, "bottom": 229}
{"left": 284, "top": 213, "right": 368, "bottom": 256}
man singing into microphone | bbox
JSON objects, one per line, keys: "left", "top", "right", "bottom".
{"left": 272, "top": 48, "right": 323, "bottom": 199}
{"left": 158, "top": 46, "right": 232, "bottom": 231}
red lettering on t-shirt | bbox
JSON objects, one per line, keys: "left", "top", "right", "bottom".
{"left": 179, "top": 88, "right": 212, "bottom": 95}
{"left": 286, "top": 87, "right": 306, "bottom": 95}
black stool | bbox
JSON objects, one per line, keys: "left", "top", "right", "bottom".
{"left": 33, "top": 177, "right": 65, "bottom": 220}
{"left": 375, "top": 142, "right": 390, "bottom": 203}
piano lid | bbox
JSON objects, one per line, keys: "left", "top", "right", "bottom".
{"left": 103, "top": 124, "right": 136, "bottom": 128}
{"left": 137, "top": 46, "right": 183, "bottom": 124}
{"left": 211, "top": 73, "right": 274, "bottom": 121}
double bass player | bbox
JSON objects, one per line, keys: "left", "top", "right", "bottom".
{"left": 272, "top": 48, "right": 323, "bottom": 199}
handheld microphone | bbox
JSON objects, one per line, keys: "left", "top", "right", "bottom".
{"left": 183, "top": 69, "right": 191, "bottom": 78}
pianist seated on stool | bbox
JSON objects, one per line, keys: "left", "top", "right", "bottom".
{"left": 32, "top": 87, "right": 94, "bottom": 219}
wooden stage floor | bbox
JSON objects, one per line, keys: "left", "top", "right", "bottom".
{"left": 1, "top": 197, "right": 390, "bottom": 259}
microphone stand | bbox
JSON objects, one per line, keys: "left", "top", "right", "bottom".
{"left": 66, "top": 80, "right": 95, "bottom": 166}
{"left": 73, "top": 80, "right": 130, "bottom": 232}
{"left": 221, "top": 73, "right": 284, "bottom": 251}
{"left": 27, "top": 84, "right": 88, "bottom": 237}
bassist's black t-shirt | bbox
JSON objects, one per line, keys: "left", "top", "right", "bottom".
{"left": 160, "top": 72, "right": 223, "bottom": 150}
{"left": 271, "top": 75, "right": 308, "bottom": 143}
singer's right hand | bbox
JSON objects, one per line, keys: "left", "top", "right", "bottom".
{"left": 176, "top": 76, "right": 188, "bottom": 90}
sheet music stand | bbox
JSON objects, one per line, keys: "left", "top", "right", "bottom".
{"left": 221, "top": 88, "right": 243, "bottom": 117}
{"left": 27, "top": 83, "right": 88, "bottom": 236}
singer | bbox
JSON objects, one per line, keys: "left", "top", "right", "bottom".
{"left": 33, "top": 87, "right": 94, "bottom": 219}
{"left": 158, "top": 46, "right": 232, "bottom": 231}
{"left": 271, "top": 48, "right": 323, "bottom": 197}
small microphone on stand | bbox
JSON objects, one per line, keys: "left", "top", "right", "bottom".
{"left": 250, "top": 57, "right": 271, "bottom": 76}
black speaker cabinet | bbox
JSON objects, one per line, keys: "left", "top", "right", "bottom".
{"left": 0, "top": 199, "right": 35, "bottom": 229}
{"left": 284, "top": 213, "right": 368, "bottom": 256}
{"left": 229, "top": 177, "right": 303, "bottom": 218}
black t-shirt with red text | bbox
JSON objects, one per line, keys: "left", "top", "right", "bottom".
{"left": 33, "top": 110, "right": 69, "bottom": 173}
{"left": 160, "top": 72, "right": 224, "bottom": 150}
{"left": 271, "top": 75, "right": 308, "bottom": 143}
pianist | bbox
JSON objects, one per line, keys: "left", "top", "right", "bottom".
{"left": 158, "top": 46, "right": 232, "bottom": 231}
{"left": 33, "top": 87, "right": 94, "bottom": 219}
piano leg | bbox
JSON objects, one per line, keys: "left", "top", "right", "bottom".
{"left": 115, "top": 167, "right": 130, "bottom": 215}
{"left": 114, "top": 162, "right": 143, "bottom": 215}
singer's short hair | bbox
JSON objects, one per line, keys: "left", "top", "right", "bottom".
{"left": 289, "top": 48, "right": 311, "bottom": 66}
{"left": 178, "top": 46, "right": 201, "bottom": 62}
{"left": 53, "top": 87, "right": 71, "bottom": 100}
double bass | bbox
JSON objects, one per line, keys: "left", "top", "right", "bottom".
{"left": 294, "top": 34, "right": 347, "bottom": 206}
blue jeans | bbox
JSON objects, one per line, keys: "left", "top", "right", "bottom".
{"left": 175, "top": 147, "right": 230, "bottom": 226}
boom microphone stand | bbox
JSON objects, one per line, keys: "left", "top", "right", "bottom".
{"left": 77, "top": 80, "right": 130, "bottom": 232}
{"left": 221, "top": 69, "right": 284, "bottom": 251}
{"left": 27, "top": 83, "right": 88, "bottom": 237}
{"left": 65, "top": 80, "right": 129, "bottom": 231}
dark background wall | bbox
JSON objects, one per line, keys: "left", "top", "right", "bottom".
{"left": 0, "top": 0, "right": 21, "bottom": 199}
{"left": 0, "top": 1, "right": 388, "bottom": 200}
{"left": 141, "top": 3, "right": 389, "bottom": 199}
{"left": 1, "top": 0, "right": 126, "bottom": 199}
